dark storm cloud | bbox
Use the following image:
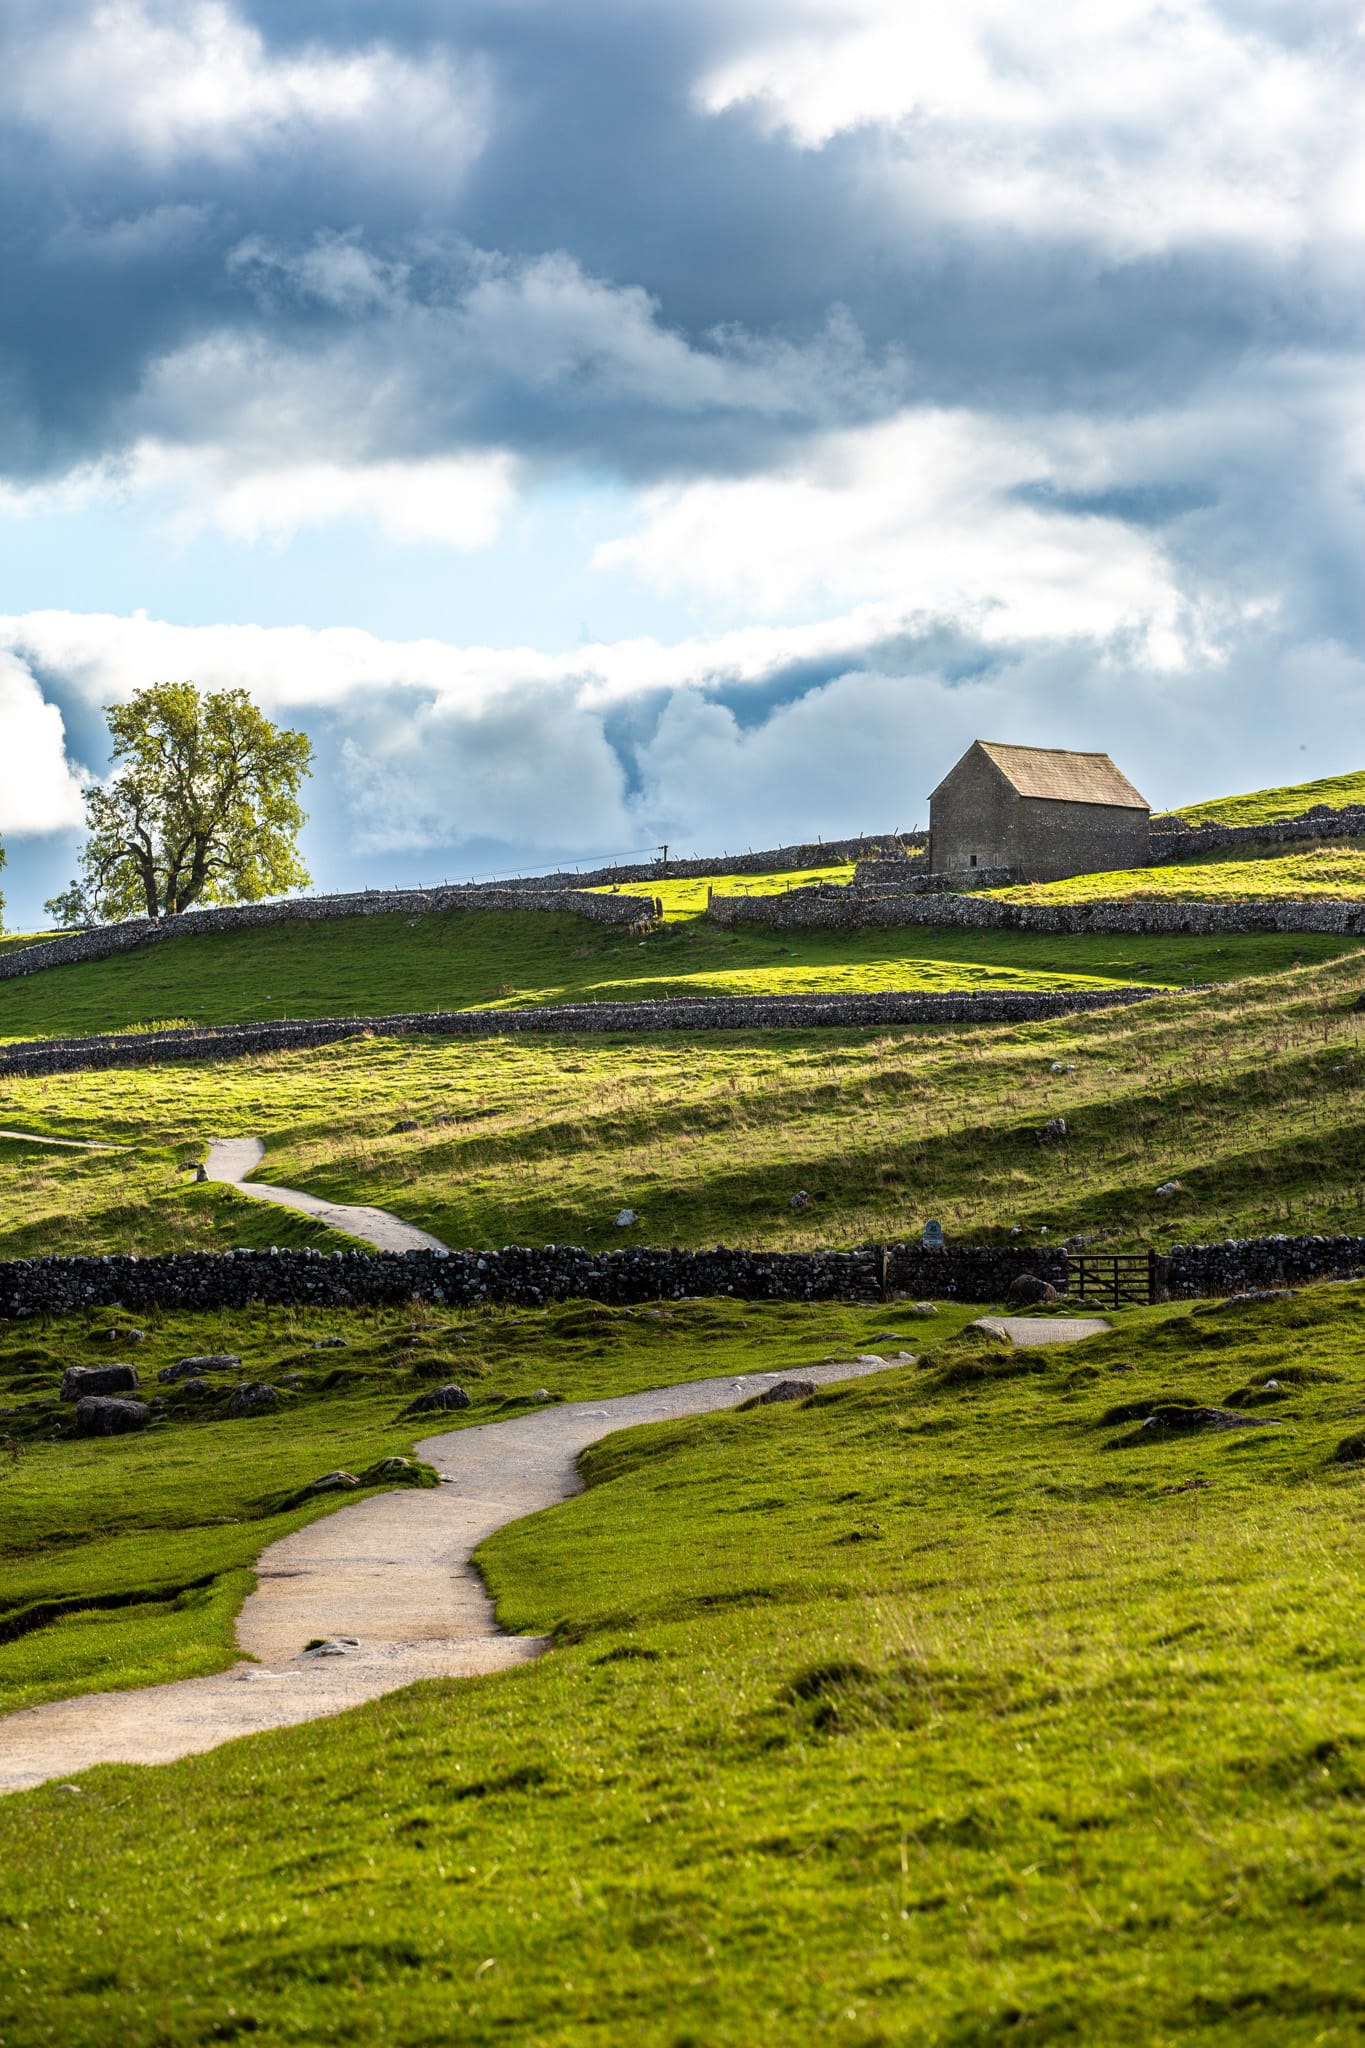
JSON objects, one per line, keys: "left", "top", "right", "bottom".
{"left": 2, "top": 0, "right": 1358, "bottom": 488}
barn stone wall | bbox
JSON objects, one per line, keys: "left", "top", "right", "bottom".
{"left": 1016, "top": 797, "right": 1150, "bottom": 883}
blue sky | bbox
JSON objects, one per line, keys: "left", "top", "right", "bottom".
{"left": 0, "top": 0, "right": 1361, "bottom": 924}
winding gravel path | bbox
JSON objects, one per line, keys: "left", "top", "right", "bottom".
{"left": 0, "top": 1129, "right": 126, "bottom": 1150}
{"left": 205, "top": 1136, "right": 449, "bottom": 1254}
{"left": 0, "top": 1356, "right": 902, "bottom": 1795}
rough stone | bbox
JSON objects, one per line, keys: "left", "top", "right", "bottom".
{"left": 158, "top": 1354, "right": 242, "bottom": 1383}
{"left": 614, "top": 1209, "right": 638, "bottom": 1228}
{"left": 789, "top": 1190, "right": 812, "bottom": 1212}
{"left": 405, "top": 1382, "right": 472, "bottom": 1414}
{"left": 226, "top": 1383, "right": 281, "bottom": 1417}
{"left": 1006, "top": 1273, "right": 1060, "bottom": 1307}
{"left": 74, "top": 1395, "right": 149, "bottom": 1436}
{"left": 1038, "top": 1118, "right": 1068, "bottom": 1144}
{"left": 60, "top": 1362, "right": 139, "bottom": 1400}
{"left": 756, "top": 1379, "right": 817, "bottom": 1403}
{"left": 303, "top": 1471, "right": 361, "bottom": 1494}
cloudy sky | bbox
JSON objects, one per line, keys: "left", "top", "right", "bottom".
{"left": 1, "top": 0, "right": 1362, "bottom": 923}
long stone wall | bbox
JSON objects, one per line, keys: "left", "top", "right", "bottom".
{"left": 483, "top": 833, "right": 925, "bottom": 890}
{"left": 0, "top": 1231, "right": 1361, "bottom": 1318}
{"left": 708, "top": 886, "right": 1365, "bottom": 938}
{"left": 0, "top": 884, "right": 657, "bottom": 984}
{"left": 0, "top": 987, "right": 1168, "bottom": 1079}
{"left": 1151, "top": 803, "right": 1365, "bottom": 862}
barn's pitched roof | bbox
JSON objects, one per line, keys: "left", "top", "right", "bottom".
{"left": 936, "top": 742, "right": 1148, "bottom": 810}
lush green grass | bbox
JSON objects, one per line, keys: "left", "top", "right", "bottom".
{"left": 0, "top": 1296, "right": 960, "bottom": 1716}
{"left": 3, "top": 949, "right": 1365, "bottom": 1258}
{"left": 997, "top": 843, "right": 1365, "bottom": 903}
{"left": 3, "top": 899, "right": 1362, "bottom": 1047}
{"left": 1174, "top": 766, "right": 1365, "bottom": 826}
{"left": 3, "top": 1284, "right": 1365, "bottom": 2042}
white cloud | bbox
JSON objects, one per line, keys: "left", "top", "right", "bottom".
{"left": 0, "top": 655, "right": 87, "bottom": 836}
{"left": 597, "top": 404, "right": 1194, "bottom": 663}
{"left": 700, "top": 0, "right": 1351, "bottom": 256}
{"left": 4, "top": 0, "right": 489, "bottom": 176}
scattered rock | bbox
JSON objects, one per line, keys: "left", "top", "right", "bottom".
{"left": 870, "top": 1332, "right": 905, "bottom": 1342}
{"left": 1037, "top": 1117, "right": 1068, "bottom": 1145}
{"left": 1139, "top": 1405, "right": 1281, "bottom": 1435}
{"left": 907, "top": 1302, "right": 939, "bottom": 1318}
{"left": 364, "top": 1456, "right": 421, "bottom": 1481}
{"left": 614, "top": 1209, "right": 638, "bottom": 1228}
{"left": 1215, "top": 1289, "right": 1296, "bottom": 1309}
{"left": 405, "top": 1382, "right": 472, "bottom": 1414}
{"left": 789, "top": 1190, "right": 812, "bottom": 1212}
{"left": 1155, "top": 1181, "right": 1184, "bottom": 1197}
{"left": 75, "top": 1395, "right": 149, "bottom": 1436}
{"left": 60, "top": 1362, "right": 139, "bottom": 1400}
{"left": 100, "top": 1327, "right": 145, "bottom": 1344}
{"left": 757, "top": 1379, "right": 817, "bottom": 1404}
{"left": 173, "top": 1377, "right": 212, "bottom": 1398}
{"left": 159, "top": 1355, "right": 245, "bottom": 1383}
{"left": 392, "top": 1120, "right": 419, "bottom": 1133}
{"left": 303, "top": 1470, "right": 360, "bottom": 1494}
{"left": 312, "top": 1337, "right": 348, "bottom": 1349}
{"left": 1007, "top": 1273, "right": 1059, "bottom": 1307}
{"left": 1332, "top": 1432, "right": 1365, "bottom": 1464}
{"left": 226, "top": 1382, "right": 281, "bottom": 1417}
{"left": 302, "top": 1636, "right": 359, "bottom": 1657}
{"left": 534, "top": 1388, "right": 553, "bottom": 1401}
{"left": 193, "top": 1165, "right": 208, "bottom": 1183}
{"left": 1049, "top": 1060, "right": 1075, "bottom": 1074}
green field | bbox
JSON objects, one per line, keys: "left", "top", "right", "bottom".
{"left": 2, "top": 950, "right": 1365, "bottom": 1259}
{"left": 997, "top": 843, "right": 1365, "bottom": 903}
{"left": 3, "top": 1284, "right": 1365, "bottom": 2042}
{"left": 1173, "top": 766, "right": 1365, "bottom": 826}
{"left": 2, "top": 897, "right": 1362, "bottom": 1047}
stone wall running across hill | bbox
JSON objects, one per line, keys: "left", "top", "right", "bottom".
{"left": 0, "top": 987, "right": 1169, "bottom": 1079}
{"left": 0, "top": 884, "right": 657, "bottom": 984}
{"left": 476, "top": 833, "right": 926, "bottom": 890}
{"left": 1151, "top": 803, "right": 1365, "bottom": 862}
{"left": 708, "top": 887, "right": 1365, "bottom": 938}
{"left": 0, "top": 1232, "right": 1361, "bottom": 1318}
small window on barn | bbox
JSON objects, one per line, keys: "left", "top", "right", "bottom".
{"left": 969, "top": 854, "right": 978, "bottom": 867}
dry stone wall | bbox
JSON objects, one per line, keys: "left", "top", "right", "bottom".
{"left": 1151, "top": 803, "right": 1365, "bottom": 862}
{"left": 481, "top": 832, "right": 925, "bottom": 890}
{"left": 0, "top": 987, "right": 1166, "bottom": 1080}
{"left": 708, "top": 885, "right": 1365, "bottom": 938}
{"left": 0, "top": 884, "right": 656, "bottom": 983}
{"left": 1, "top": 1231, "right": 1362, "bottom": 1318}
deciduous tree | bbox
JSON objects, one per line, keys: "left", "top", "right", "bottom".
{"left": 46, "top": 682, "right": 313, "bottom": 924}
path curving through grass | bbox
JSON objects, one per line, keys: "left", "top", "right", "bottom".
{"left": 0, "top": 1358, "right": 901, "bottom": 1794}
{"left": 204, "top": 1135, "right": 449, "bottom": 1253}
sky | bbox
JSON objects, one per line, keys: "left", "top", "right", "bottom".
{"left": 1, "top": 0, "right": 1363, "bottom": 925}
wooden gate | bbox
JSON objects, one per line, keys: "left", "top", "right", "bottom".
{"left": 1066, "top": 1251, "right": 1157, "bottom": 1310}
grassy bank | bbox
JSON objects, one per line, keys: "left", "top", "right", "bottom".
{"left": 1175, "top": 766, "right": 1365, "bottom": 826}
{"left": 997, "top": 843, "right": 1365, "bottom": 903}
{"left": 2, "top": 952, "right": 1365, "bottom": 1256}
{"left": 2, "top": 1284, "right": 1364, "bottom": 2042}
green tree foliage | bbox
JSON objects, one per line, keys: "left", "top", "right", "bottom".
{"left": 46, "top": 682, "right": 313, "bottom": 924}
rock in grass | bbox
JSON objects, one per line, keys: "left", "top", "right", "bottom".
{"left": 1007, "top": 1273, "right": 1059, "bottom": 1307}
{"left": 303, "top": 1470, "right": 360, "bottom": 1494}
{"left": 614, "top": 1208, "right": 638, "bottom": 1228}
{"left": 757, "top": 1379, "right": 817, "bottom": 1404}
{"left": 789, "top": 1190, "right": 812, "bottom": 1212}
{"left": 75, "top": 1395, "right": 149, "bottom": 1436}
{"left": 906, "top": 1302, "right": 939, "bottom": 1318}
{"left": 173, "top": 1377, "right": 212, "bottom": 1398}
{"left": 405, "top": 1383, "right": 472, "bottom": 1414}
{"left": 159, "top": 1355, "right": 243, "bottom": 1384}
{"left": 312, "top": 1337, "right": 348, "bottom": 1349}
{"left": 100, "top": 1327, "right": 145, "bottom": 1344}
{"left": 60, "top": 1362, "right": 139, "bottom": 1400}
{"left": 226, "top": 1382, "right": 281, "bottom": 1417}
{"left": 1140, "top": 1405, "right": 1281, "bottom": 1435}
{"left": 1037, "top": 1117, "right": 1068, "bottom": 1144}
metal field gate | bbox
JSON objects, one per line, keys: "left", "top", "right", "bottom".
{"left": 1066, "top": 1251, "right": 1158, "bottom": 1310}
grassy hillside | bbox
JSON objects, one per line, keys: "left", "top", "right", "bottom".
{"left": 997, "top": 843, "right": 1365, "bottom": 903}
{"left": 1175, "top": 766, "right": 1365, "bottom": 825}
{"left": 3, "top": 1284, "right": 1364, "bottom": 2042}
{"left": 1, "top": 895, "right": 1361, "bottom": 1045}
{"left": 2, "top": 950, "right": 1365, "bottom": 1257}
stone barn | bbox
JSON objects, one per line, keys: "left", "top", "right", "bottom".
{"left": 927, "top": 741, "right": 1150, "bottom": 884}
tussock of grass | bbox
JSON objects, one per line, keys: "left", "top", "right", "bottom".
{"left": 3, "top": 1284, "right": 1365, "bottom": 2040}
